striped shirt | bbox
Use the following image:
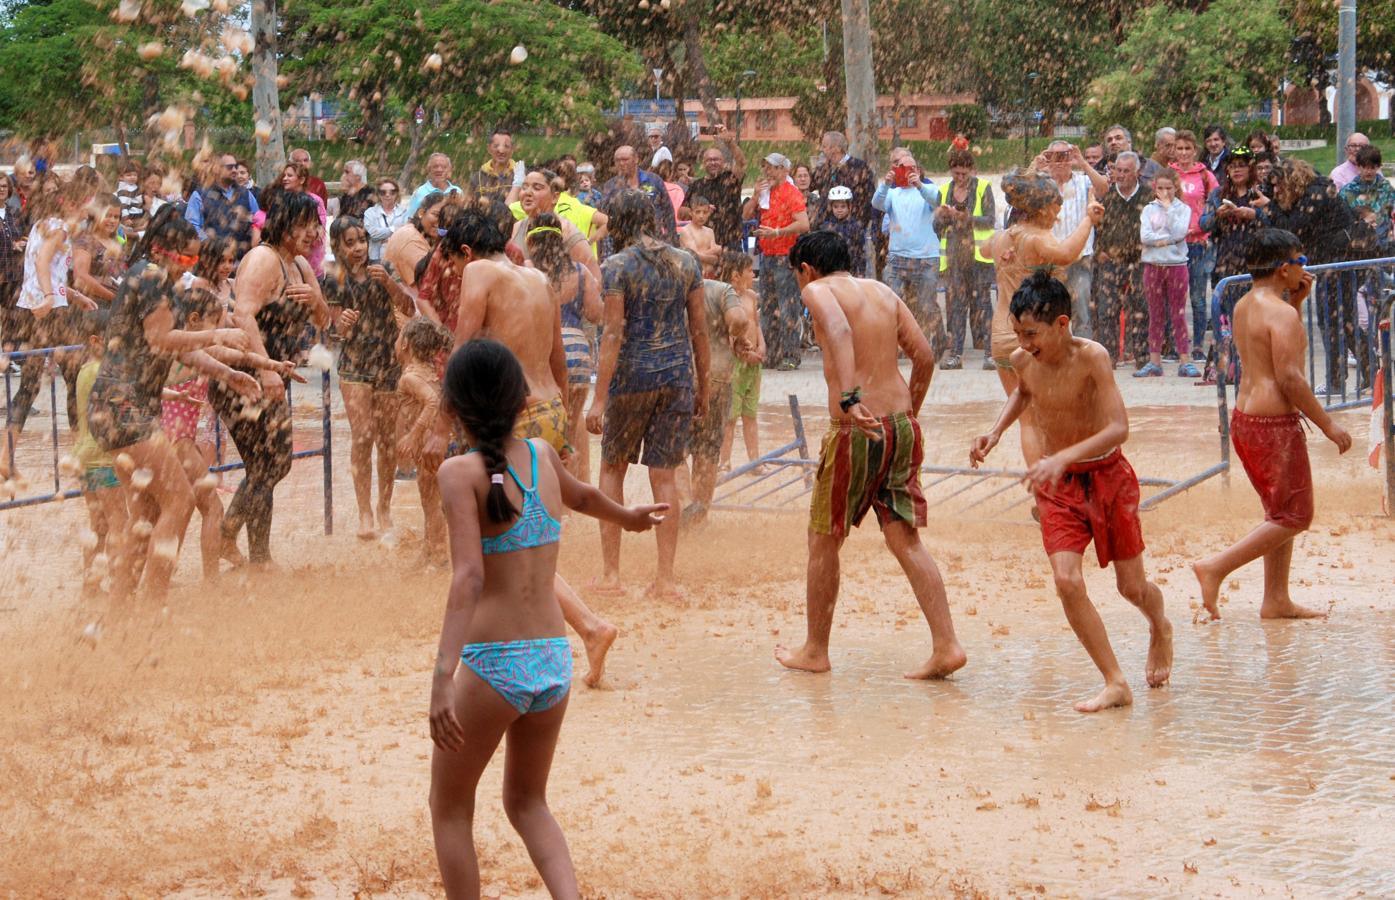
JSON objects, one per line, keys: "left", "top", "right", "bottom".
{"left": 1050, "top": 171, "right": 1094, "bottom": 258}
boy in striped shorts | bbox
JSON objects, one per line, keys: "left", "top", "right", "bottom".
{"left": 774, "top": 231, "right": 966, "bottom": 680}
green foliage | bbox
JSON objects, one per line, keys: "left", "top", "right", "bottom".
{"left": 705, "top": 26, "right": 826, "bottom": 98}
{"left": 283, "top": 0, "right": 640, "bottom": 132}
{"left": 1290, "top": 0, "right": 1395, "bottom": 84}
{"left": 1083, "top": 0, "right": 1288, "bottom": 137}
{"left": 946, "top": 104, "right": 988, "bottom": 140}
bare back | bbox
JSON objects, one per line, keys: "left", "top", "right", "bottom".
{"left": 805, "top": 274, "right": 912, "bottom": 417}
{"left": 1013, "top": 339, "right": 1123, "bottom": 456}
{"left": 1231, "top": 287, "right": 1304, "bottom": 416}
{"left": 458, "top": 257, "right": 564, "bottom": 404}
{"left": 988, "top": 225, "right": 1065, "bottom": 359}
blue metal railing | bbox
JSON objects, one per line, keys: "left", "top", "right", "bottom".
{"left": 2, "top": 343, "right": 334, "bottom": 532}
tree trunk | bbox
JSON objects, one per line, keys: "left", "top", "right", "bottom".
{"left": 681, "top": 12, "right": 722, "bottom": 132}
{"left": 251, "top": 0, "right": 287, "bottom": 186}
{"left": 840, "top": 0, "right": 878, "bottom": 170}
{"left": 891, "top": 86, "right": 901, "bottom": 149}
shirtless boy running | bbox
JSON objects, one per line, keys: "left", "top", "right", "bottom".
{"left": 775, "top": 231, "right": 965, "bottom": 679}
{"left": 1192, "top": 229, "right": 1352, "bottom": 621}
{"left": 971, "top": 272, "right": 1172, "bottom": 713}
{"left": 442, "top": 209, "right": 619, "bottom": 685}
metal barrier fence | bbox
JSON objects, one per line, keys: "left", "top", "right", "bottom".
{"left": 1211, "top": 256, "right": 1395, "bottom": 515}
{"left": 1, "top": 343, "right": 335, "bottom": 533}
{"left": 713, "top": 394, "right": 1226, "bottom": 518}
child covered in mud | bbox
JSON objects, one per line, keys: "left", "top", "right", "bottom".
{"left": 396, "top": 315, "right": 455, "bottom": 564}
{"left": 73, "top": 310, "right": 127, "bottom": 594}
{"left": 719, "top": 250, "right": 766, "bottom": 472}
{"left": 678, "top": 192, "right": 721, "bottom": 276}
{"left": 970, "top": 271, "right": 1172, "bottom": 713}
{"left": 428, "top": 339, "right": 665, "bottom": 899}
{"left": 1192, "top": 229, "right": 1352, "bottom": 621}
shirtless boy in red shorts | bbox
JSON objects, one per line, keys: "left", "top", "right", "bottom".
{"left": 971, "top": 271, "right": 1172, "bottom": 713}
{"left": 1192, "top": 229, "right": 1352, "bottom": 621}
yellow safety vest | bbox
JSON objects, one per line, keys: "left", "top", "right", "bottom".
{"left": 938, "top": 178, "right": 993, "bottom": 270}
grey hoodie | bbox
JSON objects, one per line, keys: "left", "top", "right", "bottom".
{"left": 1139, "top": 198, "right": 1191, "bottom": 266}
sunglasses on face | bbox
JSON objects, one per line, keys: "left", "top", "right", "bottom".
{"left": 379, "top": 187, "right": 398, "bottom": 194}
{"left": 157, "top": 247, "right": 199, "bottom": 267}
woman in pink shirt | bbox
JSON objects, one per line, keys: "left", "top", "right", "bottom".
{"left": 1168, "top": 129, "right": 1219, "bottom": 361}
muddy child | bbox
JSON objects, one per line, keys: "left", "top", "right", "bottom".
{"left": 774, "top": 231, "right": 965, "bottom": 679}
{"left": 1192, "top": 229, "right": 1352, "bottom": 621}
{"left": 971, "top": 271, "right": 1172, "bottom": 713}
{"left": 428, "top": 339, "right": 665, "bottom": 900}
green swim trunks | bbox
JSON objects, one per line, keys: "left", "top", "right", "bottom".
{"left": 729, "top": 359, "right": 761, "bottom": 421}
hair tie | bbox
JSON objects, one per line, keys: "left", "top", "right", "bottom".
{"left": 527, "top": 226, "right": 562, "bottom": 238}
{"left": 490, "top": 473, "right": 505, "bottom": 485}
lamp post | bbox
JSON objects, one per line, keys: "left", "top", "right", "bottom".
{"left": 1023, "top": 71, "right": 1039, "bottom": 165}
{"left": 1335, "top": 0, "right": 1357, "bottom": 166}
{"left": 736, "top": 69, "right": 756, "bottom": 138}
{"left": 652, "top": 67, "right": 664, "bottom": 103}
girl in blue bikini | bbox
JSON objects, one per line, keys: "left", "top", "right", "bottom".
{"left": 429, "top": 339, "right": 666, "bottom": 899}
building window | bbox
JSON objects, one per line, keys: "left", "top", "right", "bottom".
{"left": 901, "top": 107, "right": 918, "bottom": 130}
{"left": 756, "top": 110, "right": 775, "bottom": 132}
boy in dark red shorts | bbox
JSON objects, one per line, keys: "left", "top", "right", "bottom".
{"left": 971, "top": 271, "right": 1172, "bottom": 713}
{"left": 1192, "top": 229, "right": 1352, "bottom": 621}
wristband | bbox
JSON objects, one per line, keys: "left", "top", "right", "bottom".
{"left": 839, "top": 387, "right": 861, "bottom": 413}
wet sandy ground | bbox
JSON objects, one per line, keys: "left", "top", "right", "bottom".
{"left": 2, "top": 362, "right": 1393, "bottom": 897}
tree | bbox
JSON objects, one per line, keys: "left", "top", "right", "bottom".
{"left": 283, "top": 0, "right": 640, "bottom": 182}
{"left": 1083, "top": 0, "right": 1289, "bottom": 137}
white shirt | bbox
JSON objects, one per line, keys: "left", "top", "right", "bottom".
{"left": 1051, "top": 171, "right": 1094, "bottom": 257}
{"left": 18, "top": 218, "right": 71, "bottom": 311}
{"left": 364, "top": 203, "right": 411, "bottom": 262}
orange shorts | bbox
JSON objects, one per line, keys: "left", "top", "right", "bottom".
{"left": 1036, "top": 448, "right": 1145, "bottom": 568}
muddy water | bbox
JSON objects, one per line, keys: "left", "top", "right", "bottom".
{"left": 2, "top": 377, "right": 1393, "bottom": 896}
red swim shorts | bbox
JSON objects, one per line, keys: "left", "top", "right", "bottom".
{"left": 1036, "top": 448, "right": 1145, "bottom": 568}
{"left": 1230, "top": 410, "right": 1314, "bottom": 530}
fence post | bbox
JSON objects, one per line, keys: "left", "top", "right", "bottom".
{"left": 48, "top": 371, "right": 60, "bottom": 496}
{"left": 321, "top": 369, "right": 333, "bottom": 535}
{"left": 788, "top": 394, "right": 813, "bottom": 487}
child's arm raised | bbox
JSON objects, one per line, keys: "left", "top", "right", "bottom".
{"left": 1270, "top": 291, "right": 1353, "bottom": 452}
{"left": 970, "top": 348, "right": 1033, "bottom": 466}
{"left": 428, "top": 456, "right": 486, "bottom": 752}
{"left": 537, "top": 440, "right": 666, "bottom": 531}
{"left": 1025, "top": 344, "right": 1129, "bottom": 490}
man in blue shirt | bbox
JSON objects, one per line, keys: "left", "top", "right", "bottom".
{"left": 872, "top": 150, "right": 944, "bottom": 359}
{"left": 406, "top": 152, "right": 462, "bottom": 216}
{"left": 185, "top": 153, "right": 259, "bottom": 259}
{"left": 599, "top": 145, "right": 677, "bottom": 252}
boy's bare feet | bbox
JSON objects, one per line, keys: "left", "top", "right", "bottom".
{"left": 650, "top": 579, "right": 687, "bottom": 603}
{"left": 774, "top": 643, "right": 831, "bottom": 673}
{"left": 903, "top": 644, "right": 968, "bottom": 680}
{"left": 1259, "top": 599, "right": 1326, "bottom": 620}
{"left": 377, "top": 510, "right": 394, "bottom": 535}
{"left": 582, "top": 622, "right": 618, "bottom": 688}
{"left": 1146, "top": 620, "right": 1173, "bottom": 688}
{"left": 220, "top": 535, "right": 247, "bottom": 568}
{"left": 1074, "top": 680, "right": 1133, "bottom": 714}
{"left": 357, "top": 512, "right": 377, "bottom": 541}
{"left": 587, "top": 576, "right": 626, "bottom": 598}
{"left": 1192, "top": 560, "right": 1222, "bottom": 622}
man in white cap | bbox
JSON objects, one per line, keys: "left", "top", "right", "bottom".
{"left": 742, "top": 152, "right": 810, "bottom": 369}
{"left": 647, "top": 124, "right": 673, "bottom": 170}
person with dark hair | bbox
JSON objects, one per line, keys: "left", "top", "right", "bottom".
{"left": 1192, "top": 229, "right": 1352, "bottom": 621}
{"left": 934, "top": 148, "right": 997, "bottom": 370}
{"left": 1338, "top": 144, "right": 1395, "bottom": 250}
{"left": 677, "top": 192, "right": 720, "bottom": 274}
{"left": 427, "top": 338, "right": 664, "bottom": 900}
{"left": 1136, "top": 169, "right": 1196, "bottom": 378}
{"left": 214, "top": 189, "right": 330, "bottom": 567}
{"left": 288, "top": 147, "right": 328, "bottom": 204}
{"left": 185, "top": 153, "right": 259, "bottom": 260}
{"left": 1202, "top": 125, "right": 1230, "bottom": 176}
{"left": 87, "top": 214, "right": 261, "bottom": 598}
{"left": 364, "top": 178, "right": 409, "bottom": 263}
{"left": 324, "top": 215, "right": 413, "bottom": 540}
{"left": 585, "top": 188, "right": 711, "bottom": 600}
{"left": 508, "top": 168, "right": 600, "bottom": 284}
{"left": 269, "top": 161, "right": 328, "bottom": 277}
{"left": 1200, "top": 146, "right": 1268, "bottom": 363}
{"left": 72, "top": 193, "right": 124, "bottom": 306}
{"left": 971, "top": 269, "right": 1172, "bottom": 713}
{"left": 413, "top": 197, "right": 469, "bottom": 331}
{"left": 468, "top": 128, "right": 525, "bottom": 236}
{"left": 192, "top": 235, "right": 238, "bottom": 316}
{"left": 443, "top": 208, "right": 621, "bottom": 685}
{"left": 775, "top": 229, "right": 964, "bottom": 681}
{"left": 679, "top": 125, "right": 746, "bottom": 250}
{"left": 0, "top": 173, "right": 26, "bottom": 357}
{"left": 384, "top": 190, "right": 448, "bottom": 294}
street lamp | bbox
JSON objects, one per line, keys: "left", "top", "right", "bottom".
{"left": 1023, "top": 71, "right": 1039, "bottom": 165}
{"left": 736, "top": 69, "right": 756, "bottom": 137}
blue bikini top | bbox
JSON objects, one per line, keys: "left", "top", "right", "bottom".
{"left": 478, "top": 441, "right": 562, "bottom": 555}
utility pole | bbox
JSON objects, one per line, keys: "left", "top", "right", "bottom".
{"left": 1336, "top": 0, "right": 1356, "bottom": 168}
{"left": 251, "top": 0, "right": 286, "bottom": 186}
{"left": 840, "top": 0, "right": 878, "bottom": 171}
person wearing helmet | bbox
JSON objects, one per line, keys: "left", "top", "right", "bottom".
{"left": 819, "top": 185, "right": 867, "bottom": 277}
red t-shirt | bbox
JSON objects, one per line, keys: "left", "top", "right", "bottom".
{"left": 759, "top": 180, "right": 806, "bottom": 258}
